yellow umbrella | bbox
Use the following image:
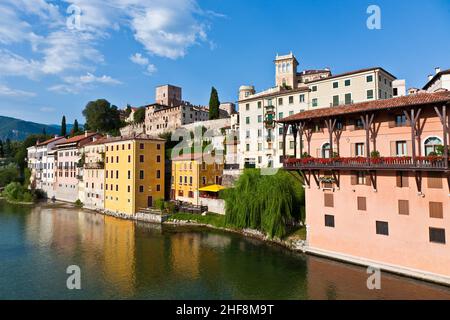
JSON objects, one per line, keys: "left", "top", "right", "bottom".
{"left": 198, "top": 184, "right": 226, "bottom": 193}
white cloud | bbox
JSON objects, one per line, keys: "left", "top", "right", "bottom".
{"left": 130, "top": 53, "right": 149, "bottom": 66}
{"left": 0, "top": 84, "right": 36, "bottom": 97}
{"left": 49, "top": 72, "right": 122, "bottom": 94}
{"left": 130, "top": 52, "right": 157, "bottom": 75}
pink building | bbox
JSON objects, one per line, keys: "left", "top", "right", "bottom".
{"left": 279, "top": 91, "right": 450, "bottom": 285}
{"left": 54, "top": 132, "right": 102, "bottom": 202}
{"left": 82, "top": 137, "right": 106, "bottom": 209}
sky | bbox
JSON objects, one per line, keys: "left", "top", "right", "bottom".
{"left": 0, "top": 0, "right": 449, "bottom": 125}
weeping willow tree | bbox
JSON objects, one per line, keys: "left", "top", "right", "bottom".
{"left": 224, "top": 169, "right": 304, "bottom": 238}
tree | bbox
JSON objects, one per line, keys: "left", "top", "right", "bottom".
{"left": 82, "top": 99, "right": 122, "bottom": 135}
{"left": 133, "top": 107, "right": 145, "bottom": 123}
{"left": 61, "top": 116, "right": 67, "bottom": 137}
{"left": 0, "top": 140, "right": 4, "bottom": 158}
{"left": 70, "top": 119, "right": 81, "bottom": 137}
{"left": 4, "top": 138, "right": 12, "bottom": 158}
{"left": 208, "top": 87, "right": 220, "bottom": 120}
{"left": 125, "top": 104, "right": 132, "bottom": 117}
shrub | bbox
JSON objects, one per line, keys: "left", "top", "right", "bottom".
{"left": 370, "top": 150, "right": 380, "bottom": 158}
{"left": 2, "top": 182, "right": 35, "bottom": 203}
{"left": 74, "top": 199, "right": 83, "bottom": 207}
{"left": 154, "top": 198, "right": 165, "bottom": 211}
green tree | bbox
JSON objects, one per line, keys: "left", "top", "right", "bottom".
{"left": 82, "top": 99, "right": 121, "bottom": 135}
{"left": 223, "top": 169, "right": 304, "bottom": 238}
{"left": 125, "top": 104, "right": 132, "bottom": 117}
{"left": 61, "top": 116, "right": 67, "bottom": 137}
{"left": 208, "top": 87, "right": 220, "bottom": 120}
{"left": 133, "top": 107, "right": 146, "bottom": 123}
{"left": 0, "top": 140, "right": 4, "bottom": 158}
{"left": 70, "top": 119, "right": 81, "bottom": 137}
{"left": 4, "top": 138, "right": 12, "bottom": 158}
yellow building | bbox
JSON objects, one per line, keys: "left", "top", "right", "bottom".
{"left": 104, "top": 134, "right": 165, "bottom": 215}
{"left": 171, "top": 153, "right": 223, "bottom": 205}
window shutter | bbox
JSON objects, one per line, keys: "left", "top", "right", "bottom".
{"left": 324, "top": 193, "right": 334, "bottom": 207}
{"left": 429, "top": 202, "right": 443, "bottom": 219}
{"left": 406, "top": 140, "right": 413, "bottom": 156}
{"left": 396, "top": 172, "right": 402, "bottom": 187}
{"left": 427, "top": 172, "right": 443, "bottom": 189}
{"left": 350, "top": 172, "right": 357, "bottom": 185}
{"left": 398, "top": 200, "right": 409, "bottom": 215}
{"left": 365, "top": 174, "right": 372, "bottom": 186}
{"left": 357, "top": 196, "right": 367, "bottom": 211}
{"left": 350, "top": 143, "right": 355, "bottom": 157}
{"left": 390, "top": 141, "right": 397, "bottom": 156}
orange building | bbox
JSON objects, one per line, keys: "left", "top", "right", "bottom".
{"left": 279, "top": 91, "right": 450, "bottom": 285}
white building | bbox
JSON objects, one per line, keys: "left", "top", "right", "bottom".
{"left": 423, "top": 67, "right": 450, "bottom": 92}
{"left": 238, "top": 52, "right": 399, "bottom": 168}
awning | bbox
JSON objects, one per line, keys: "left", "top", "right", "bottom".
{"left": 198, "top": 184, "right": 226, "bottom": 193}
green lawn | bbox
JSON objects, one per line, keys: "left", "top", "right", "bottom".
{"left": 168, "top": 212, "right": 226, "bottom": 228}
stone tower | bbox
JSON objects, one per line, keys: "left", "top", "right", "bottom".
{"left": 155, "top": 84, "right": 182, "bottom": 106}
{"left": 274, "top": 52, "right": 298, "bottom": 89}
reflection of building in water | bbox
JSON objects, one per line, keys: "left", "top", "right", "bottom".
{"left": 170, "top": 233, "right": 201, "bottom": 279}
{"left": 306, "top": 256, "right": 450, "bottom": 300}
{"left": 103, "top": 216, "right": 136, "bottom": 296}
{"left": 78, "top": 211, "right": 105, "bottom": 252}
{"left": 200, "top": 233, "right": 231, "bottom": 249}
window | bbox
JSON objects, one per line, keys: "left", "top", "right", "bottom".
{"left": 128, "top": 155, "right": 131, "bottom": 163}
{"left": 332, "top": 95, "right": 339, "bottom": 106}
{"left": 157, "top": 155, "right": 161, "bottom": 162}
{"left": 278, "top": 98, "right": 283, "bottom": 105}
{"left": 324, "top": 215, "right": 335, "bottom": 228}
{"left": 246, "top": 130, "right": 250, "bottom": 139}
{"left": 427, "top": 172, "right": 443, "bottom": 189}
{"left": 258, "top": 129, "right": 263, "bottom": 137}
{"left": 289, "top": 111, "right": 294, "bottom": 116}
{"left": 258, "top": 143, "right": 262, "bottom": 151}
{"left": 246, "top": 117, "right": 250, "bottom": 124}
{"left": 357, "top": 196, "right": 367, "bottom": 211}
{"left": 366, "top": 75, "right": 373, "bottom": 82}
{"left": 396, "top": 141, "right": 407, "bottom": 156}
{"left": 395, "top": 114, "right": 407, "bottom": 127}
{"left": 424, "top": 137, "right": 443, "bottom": 156}
{"left": 429, "top": 228, "right": 446, "bottom": 244}
{"left": 127, "top": 185, "right": 131, "bottom": 193}
{"left": 246, "top": 144, "right": 250, "bottom": 152}
{"left": 376, "top": 221, "right": 389, "bottom": 236}
{"left": 278, "top": 112, "right": 283, "bottom": 119}
{"left": 299, "top": 94, "right": 305, "bottom": 103}
{"left": 258, "top": 115, "right": 263, "bottom": 123}
{"left": 128, "top": 170, "right": 131, "bottom": 179}
{"left": 312, "top": 86, "right": 317, "bottom": 92}
{"left": 257, "top": 101, "right": 262, "bottom": 109}
{"left": 139, "top": 185, "right": 144, "bottom": 192}
{"left": 429, "top": 202, "right": 443, "bottom": 219}
{"left": 355, "top": 143, "right": 364, "bottom": 156}
{"left": 245, "top": 104, "right": 250, "bottom": 111}
{"left": 157, "top": 144, "right": 161, "bottom": 150}
{"left": 139, "top": 170, "right": 144, "bottom": 179}
{"left": 322, "top": 143, "right": 331, "bottom": 158}
{"left": 333, "top": 82, "right": 339, "bottom": 89}
{"left": 398, "top": 200, "right": 409, "bottom": 215}
{"left": 289, "top": 96, "right": 294, "bottom": 104}
{"left": 344, "top": 79, "right": 351, "bottom": 86}
{"left": 344, "top": 93, "right": 352, "bottom": 105}
{"left": 140, "top": 143, "right": 144, "bottom": 150}
{"left": 393, "top": 88, "right": 398, "bottom": 96}
{"left": 312, "top": 98, "right": 318, "bottom": 107}
{"left": 324, "top": 193, "right": 334, "bottom": 207}
{"left": 289, "top": 141, "right": 295, "bottom": 149}
{"left": 367, "top": 90, "right": 374, "bottom": 99}
{"left": 396, "top": 171, "right": 409, "bottom": 188}
{"left": 140, "top": 155, "right": 144, "bottom": 162}
{"left": 156, "top": 170, "right": 161, "bottom": 179}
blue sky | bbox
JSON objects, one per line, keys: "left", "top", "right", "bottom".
{"left": 0, "top": 0, "right": 449, "bottom": 125}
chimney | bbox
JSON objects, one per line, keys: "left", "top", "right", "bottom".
{"left": 428, "top": 74, "right": 433, "bottom": 81}
{"left": 106, "top": 134, "right": 111, "bottom": 139}
{"left": 84, "top": 130, "right": 88, "bottom": 137}
{"left": 435, "top": 67, "right": 441, "bottom": 74}
{"left": 92, "top": 137, "right": 97, "bottom": 142}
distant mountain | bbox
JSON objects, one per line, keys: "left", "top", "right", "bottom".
{"left": 0, "top": 115, "right": 78, "bottom": 141}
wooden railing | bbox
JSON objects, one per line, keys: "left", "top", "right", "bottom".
{"left": 283, "top": 156, "right": 449, "bottom": 171}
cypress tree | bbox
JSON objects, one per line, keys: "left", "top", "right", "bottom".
{"left": 0, "top": 140, "right": 3, "bottom": 158}
{"left": 73, "top": 119, "right": 79, "bottom": 134}
{"left": 61, "top": 116, "right": 67, "bottom": 136}
{"left": 208, "top": 87, "right": 220, "bottom": 120}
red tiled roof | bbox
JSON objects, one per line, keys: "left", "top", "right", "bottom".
{"left": 83, "top": 137, "right": 108, "bottom": 146}
{"left": 56, "top": 132, "right": 99, "bottom": 145}
{"left": 278, "top": 91, "right": 450, "bottom": 123}
{"left": 36, "top": 136, "right": 65, "bottom": 147}
{"left": 423, "top": 69, "right": 450, "bottom": 90}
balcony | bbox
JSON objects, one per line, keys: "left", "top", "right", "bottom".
{"left": 283, "top": 156, "right": 449, "bottom": 171}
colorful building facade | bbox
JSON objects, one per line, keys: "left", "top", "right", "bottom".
{"left": 280, "top": 91, "right": 450, "bottom": 284}
{"left": 104, "top": 134, "right": 165, "bottom": 215}
{"left": 83, "top": 137, "right": 106, "bottom": 209}
{"left": 171, "top": 153, "right": 224, "bottom": 205}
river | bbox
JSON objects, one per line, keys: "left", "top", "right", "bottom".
{"left": 0, "top": 200, "right": 449, "bottom": 300}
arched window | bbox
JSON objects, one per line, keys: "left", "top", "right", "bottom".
{"left": 424, "top": 137, "right": 442, "bottom": 155}
{"left": 322, "top": 143, "right": 331, "bottom": 158}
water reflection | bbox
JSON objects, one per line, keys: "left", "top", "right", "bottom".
{"left": 1, "top": 201, "right": 450, "bottom": 300}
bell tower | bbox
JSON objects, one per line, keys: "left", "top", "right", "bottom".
{"left": 274, "top": 52, "right": 298, "bottom": 89}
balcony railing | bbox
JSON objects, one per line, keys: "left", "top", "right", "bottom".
{"left": 283, "top": 156, "right": 449, "bottom": 171}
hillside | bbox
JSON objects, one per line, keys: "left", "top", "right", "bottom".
{"left": 0, "top": 115, "right": 71, "bottom": 141}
